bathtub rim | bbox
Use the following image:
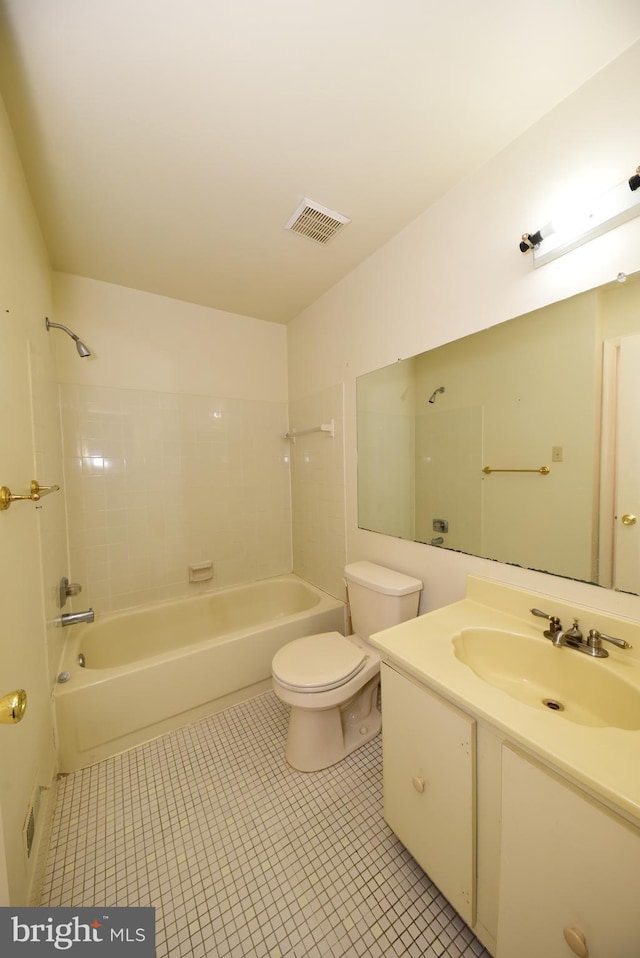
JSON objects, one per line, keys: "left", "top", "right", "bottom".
{"left": 56, "top": 573, "right": 344, "bottom": 688}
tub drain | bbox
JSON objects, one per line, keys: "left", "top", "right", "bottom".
{"left": 542, "top": 698, "right": 564, "bottom": 712}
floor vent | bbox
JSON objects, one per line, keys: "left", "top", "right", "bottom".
{"left": 284, "top": 198, "right": 350, "bottom": 245}
{"left": 23, "top": 787, "right": 41, "bottom": 859}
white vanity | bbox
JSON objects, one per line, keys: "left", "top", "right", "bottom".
{"left": 369, "top": 576, "right": 640, "bottom": 957}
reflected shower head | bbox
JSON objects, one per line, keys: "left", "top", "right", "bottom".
{"left": 428, "top": 386, "right": 445, "bottom": 404}
{"left": 45, "top": 318, "right": 92, "bottom": 358}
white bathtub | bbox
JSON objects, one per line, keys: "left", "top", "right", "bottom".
{"left": 54, "top": 575, "right": 344, "bottom": 772}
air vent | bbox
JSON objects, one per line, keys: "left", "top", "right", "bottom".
{"left": 24, "top": 807, "right": 35, "bottom": 858}
{"left": 284, "top": 198, "right": 350, "bottom": 245}
{"left": 23, "top": 787, "right": 42, "bottom": 859}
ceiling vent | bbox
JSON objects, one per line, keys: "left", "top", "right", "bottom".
{"left": 284, "top": 198, "right": 350, "bottom": 245}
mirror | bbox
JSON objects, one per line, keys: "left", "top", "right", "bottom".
{"left": 357, "top": 271, "right": 640, "bottom": 594}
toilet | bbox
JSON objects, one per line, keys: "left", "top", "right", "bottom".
{"left": 272, "top": 561, "right": 423, "bottom": 771}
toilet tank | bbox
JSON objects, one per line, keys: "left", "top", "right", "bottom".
{"left": 344, "top": 561, "right": 423, "bottom": 639}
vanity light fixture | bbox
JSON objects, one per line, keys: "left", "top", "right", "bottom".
{"left": 519, "top": 164, "right": 640, "bottom": 267}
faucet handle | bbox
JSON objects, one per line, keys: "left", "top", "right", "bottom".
{"left": 530, "top": 608, "right": 562, "bottom": 636}
{"left": 58, "top": 576, "right": 83, "bottom": 608}
{"left": 587, "top": 629, "right": 632, "bottom": 651}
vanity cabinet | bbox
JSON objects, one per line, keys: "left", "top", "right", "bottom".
{"left": 497, "top": 746, "right": 640, "bottom": 958}
{"left": 380, "top": 663, "right": 475, "bottom": 926}
{"left": 381, "top": 661, "right": 640, "bottom": 956}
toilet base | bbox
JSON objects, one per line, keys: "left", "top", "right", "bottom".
{"left": 285, "top": 675, "right": 381, "bottom": 772}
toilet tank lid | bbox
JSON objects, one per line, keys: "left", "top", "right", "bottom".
{"left": 344, "top": 561, "right": 423, "bottom": 596}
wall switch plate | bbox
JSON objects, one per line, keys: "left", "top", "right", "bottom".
{"left": 552, "top": 446, "right": 563, "bottom": 462}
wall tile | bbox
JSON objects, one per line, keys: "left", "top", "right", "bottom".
{"left": 60, "top": 384, "right": 292, "bottom": 613}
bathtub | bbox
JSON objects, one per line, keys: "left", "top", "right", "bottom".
{"left": 54, "top": 575, "right": 344, "bottom": 772}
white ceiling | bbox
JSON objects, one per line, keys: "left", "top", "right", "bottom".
{"left": 2, "top": 1, "right": 640, "bottom": 324}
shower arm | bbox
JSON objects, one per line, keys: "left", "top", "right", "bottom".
{"left": 45, "top": 318, "right": 92, "bottom": 358}
{"left": 46, "top": 319, "right": 78, "bottom": 340}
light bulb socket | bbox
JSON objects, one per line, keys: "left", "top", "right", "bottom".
{"left": 519, "top": 231, "right": 543, "bottom": 253}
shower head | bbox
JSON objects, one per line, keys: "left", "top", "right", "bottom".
{"left": 45, "top": 318, "right": 92, "bottom": 358}
{"left": 428, "top": 386, "right": 445, "bottom": 404}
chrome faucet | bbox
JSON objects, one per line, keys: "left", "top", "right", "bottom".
{"left": 550, "top": 618, "right": 583, "bottom": 648}
{"left": 61, "top": 608, "right": 94, "bottom": 627}
{"left": 530, "top": 608, "right": 632, "bottom": 658}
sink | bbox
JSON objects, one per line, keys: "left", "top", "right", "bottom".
{"left": 452, "top": 628, "right": 640, "bottom": 730}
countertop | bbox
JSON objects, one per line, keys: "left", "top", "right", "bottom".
{"left": 369, "top": 575, "right": 640, "bottom": 824}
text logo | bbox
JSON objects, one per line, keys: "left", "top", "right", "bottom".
{"left": 0, "top": 907, "right": 155, "bottom": 955}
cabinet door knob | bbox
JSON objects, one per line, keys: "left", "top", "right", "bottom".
{"left": 411, "top": 776, "right": 425, "bottom": 794}
{"left": 563, "top": 926, "right": 587, "bottom": 957}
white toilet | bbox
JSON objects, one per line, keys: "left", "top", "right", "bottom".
{"left": 272, "top": 561, "right": 423, "bottom": 771}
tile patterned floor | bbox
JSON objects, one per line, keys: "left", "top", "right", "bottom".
{"left": 40, "top": 692, "right": 491, "bottom": 958}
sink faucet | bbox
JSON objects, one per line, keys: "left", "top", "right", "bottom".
{"left": 530, "top": 608, "right": 632, "bottom": 658}
{"left": 550, "top": 619, "right": 583, "bottom": 648}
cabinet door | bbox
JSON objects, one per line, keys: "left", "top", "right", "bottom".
{"left": 498, "top": 746, "right": 640, "bottom": 958}
{"left": 381, "top": 663, "right": 476, "bottom": 925}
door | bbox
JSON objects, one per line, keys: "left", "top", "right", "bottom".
{"left": 613, "top": 333, "right": 640, "bottom": 592}
{"left": 498, "top": 746, "right": 640, "bottom": 957}
{"left": 381, "top": 663, "right": 476, "bottom": 926}
{"left": 0, "top": 308, "right": 51, "bottom": 904}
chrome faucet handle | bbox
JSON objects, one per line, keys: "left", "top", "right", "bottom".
{"left": 530, "top": 608, "right": 562, "bottom": 637}
{"left": 587, "top": 629, "right": 632, "bottom": 651}
{"left": 59, "top": 576, "right": 83, "bottom": 608}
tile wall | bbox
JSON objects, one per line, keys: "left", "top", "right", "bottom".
{"left": 289, "top": 384, "right": 346, "bottom": 599}
{"left": 59, "top": 384, "right": 292, "bottom": 613}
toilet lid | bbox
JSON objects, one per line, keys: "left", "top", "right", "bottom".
{"left": 272, "top": 632, "right": 367, "bottom": 692}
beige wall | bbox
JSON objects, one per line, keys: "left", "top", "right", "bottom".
{"left": 52, "top": 274, "right": 292, "bottom": 612}
{"left": 0, "top": 95, "right": 64, "bottom": 903}
{"left": 287, "top": 40, "right": 640, "bottom": 620}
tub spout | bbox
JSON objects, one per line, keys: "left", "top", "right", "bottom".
{"left": 61, "top": 609, "right": 94, "bottom": 627}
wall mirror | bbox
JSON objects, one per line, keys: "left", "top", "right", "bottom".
{"left": 356, "top": 271, "right": 640, "bottom": 594}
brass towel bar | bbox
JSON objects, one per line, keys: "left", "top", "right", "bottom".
{"left": 482, "top": 466, "right": 550, "bottom": 476}
{"left": 0, "top": 480, "right": 60, "bottom": 511}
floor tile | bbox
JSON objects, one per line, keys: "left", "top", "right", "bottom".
{"left": 40, "top": 692, "right": 491, "bottom": 958}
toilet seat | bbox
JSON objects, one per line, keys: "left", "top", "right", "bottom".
{"left": 272, "top": 632, "right": 367, "bottom": 692}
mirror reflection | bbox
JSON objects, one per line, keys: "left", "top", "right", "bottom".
{"left": 357, "top": 272, "right": 640, "bottom": 594}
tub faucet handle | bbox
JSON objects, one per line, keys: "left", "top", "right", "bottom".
{"left": 59, "top": 576, "right": 82, "bottom": 608}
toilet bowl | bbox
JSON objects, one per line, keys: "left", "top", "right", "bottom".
{"left": 272, "top": 631, "right": 382, "bottom": 772}
{"left": 272, "top": 562, "right": 423, "bottom": 772}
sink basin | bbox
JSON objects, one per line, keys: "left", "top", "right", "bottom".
{"left": 452, "top": 628, "right": 640, "bottom": 730}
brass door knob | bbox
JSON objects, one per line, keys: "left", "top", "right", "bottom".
{"left": 563, "top": 926, "right": 587, "bottom": 957}
{"left": 621, "top": 514, "right": 637, "bottom": 526}
{"left": 0, "top": 689, "right": 27, "bottom": 725}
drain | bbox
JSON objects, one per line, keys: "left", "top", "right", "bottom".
{"left": 543, "top": 698, "right": 564, "bottom": 712}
